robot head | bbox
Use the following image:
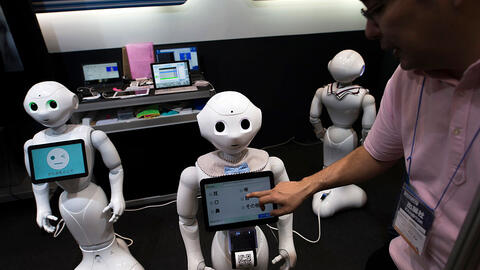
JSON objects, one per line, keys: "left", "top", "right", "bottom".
{"left": 327, "top": 50, "right": 365, "bottom": 84}
{"left": 197, "top": 91, "right": 262, "bottom": 155}
{"left": 23, "top": 81, "right": 79, "bottom": 128}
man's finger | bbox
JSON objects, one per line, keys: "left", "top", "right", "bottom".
{"left": 246, "top": 189, "right": 272, "bottom": 198}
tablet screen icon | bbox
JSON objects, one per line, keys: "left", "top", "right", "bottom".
{"left": 46, "top": 148, "right": 70, "bottom": 170}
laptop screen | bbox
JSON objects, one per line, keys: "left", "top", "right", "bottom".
{"left": 151, "top": 61, "right": 191, "bottom": 89}
{"left": 27, "top": 139, "right": 89, "bottom": 183}
{"left": 155, "top": 47, "right": 199, "bottom": 71}
{"left": 82, "top": 62, "right": 120, "bottom": 82}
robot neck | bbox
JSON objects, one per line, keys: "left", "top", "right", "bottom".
{"left": 337, "top": 81, "right": 353, "bottom": 88}
{"left": 218, "top": 149, "right": 248, "bottom": 163}
{"left": 50, "top": 124, "right": 68, "bottom": 134}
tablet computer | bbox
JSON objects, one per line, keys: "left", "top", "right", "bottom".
{"left": 200, "top": 171, "right": 278, "bottom": 232}
{"left": 27, "top": 139, "right": 89, "bottom": 183}
{"left": 150, "top": 61, "right": 192, "bottom": 89}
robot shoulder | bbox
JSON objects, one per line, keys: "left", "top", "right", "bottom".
{"left": 361, "top": 93, "right": 376, "bottom": 107}
{"left": 90, "top": 129, "right": 109, "bottom": 147}
{"left": 268, "top": 156, "right": 286, "bottom": 175}
{"left": 180, "top": 166, "right": 200, "bottom": 189}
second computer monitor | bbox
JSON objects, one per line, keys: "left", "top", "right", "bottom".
{"left": 151, "top": 61, "right": 192, "bottom": 89}
{"left": 155, "top": 47, "right": 199, "bottom": 71}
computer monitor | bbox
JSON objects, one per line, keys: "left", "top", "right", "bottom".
{"left": 155, "top": 47, "right": 199, "bottom": 71}
{"left": 82, "top": 62, "right": 121, "bottom": 83}
{"left": 151, "top": 61, "right": 192, "bottom": 89}
{"left": 27, "top": 139, "right": 89, "bottom": 183}
{"left": 200, "top": 171, "right": 278, "bottom": 232}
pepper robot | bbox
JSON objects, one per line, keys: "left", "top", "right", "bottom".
{"left": 177, "top": 91, "right": 296, "bottom": 270}
{"left": 309, "top": 50, "right": 376, "bottom": 218}
{"left": 23, "top": 81, "right": 143, "bottom": 270}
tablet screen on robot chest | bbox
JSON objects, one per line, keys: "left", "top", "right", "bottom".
{"left": 27, "top": 139, "right": 89, "bottom": 184}
{"left": 200, "top": 171, "right": 278, "bottom": 232}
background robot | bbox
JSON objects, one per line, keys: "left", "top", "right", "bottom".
{"left": 309, "top": 50, "right": 376, "bottom": 218}
{"left": 23, "top": 81, "right": 143, "bottom": 270}
{"left": 177, "top": 91, "right": 296, "bottom": 270}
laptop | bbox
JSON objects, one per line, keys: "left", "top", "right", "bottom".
{"left": 82, "top": 62, "right": 126, "bottom": 92}
{"left": 154, "top": 46, "right": 205, "bottom": 81}
{"left": 151, "top": 61, "right": 197, "bottom": 94}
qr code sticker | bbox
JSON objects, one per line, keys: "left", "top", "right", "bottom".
{"left": 235, "top": 250, "right": 254, "bottom": 268}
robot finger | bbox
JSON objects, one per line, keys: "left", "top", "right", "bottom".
{"left": 109, "top": 214, "right": 120, "bottom": 223}
{"left": 43, "top": 220, "right": 56, "bottom": 233}
{"left": 46, "top": 214, "right": 58, "bottom": 221}
{"left": 102, "top": 204, "right": 113, "bottom": 214}
{"left": 271, "top": 254, "right": 283, "bottom": 265}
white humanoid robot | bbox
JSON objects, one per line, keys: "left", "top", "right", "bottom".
{"left": 309, "top": 50, "right": 376, "bottom": 218}
{"left": 177, "top": 91, "right": 296, "bottom": 270}
{"left": 23, "top": 81, "right": 143, "bottom": 270}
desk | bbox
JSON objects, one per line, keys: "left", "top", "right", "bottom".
{"left": 71, "top": 87, "right": 216, "bottom": 133}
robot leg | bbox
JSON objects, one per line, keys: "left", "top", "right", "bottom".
{"left": 313, "top": 127, "right": 367, "bottom": 217}
{"left": 211, "top": 226, "right": 268, "bottom": 270}
{"left": 59, "top": 183, "right": 143, "bottom": 270}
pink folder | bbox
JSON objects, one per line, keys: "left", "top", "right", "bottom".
{"left": 125, "top": 42, "right": 154, "bottom": 79}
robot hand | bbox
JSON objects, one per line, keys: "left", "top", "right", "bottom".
{"left": 197, "top": 261, "right": 215, "bottom": 270}
{"left": 36, "top": 210, "right": 58, "bottom": 233}
{"left": 272, "top": 249, "right": 296, "bottom": 270}
{"left": 102, "top": 194, "right": 125, "bottom": 223}
{"left": 360, "top": 128, "right": 370, "bottom": 145}
{"left": 313, "top": 126, "right": 326, "bottom": 142}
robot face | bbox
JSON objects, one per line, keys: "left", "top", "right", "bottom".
{"left": 197, "top": 91, "right": 262, "bottom": 155}
{"left": 328, "top": 50, "right": 365, "bottom": 84}
{"left": 23, "top": 81, "right": 78, "bottom": 128}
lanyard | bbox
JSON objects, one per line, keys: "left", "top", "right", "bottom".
{"left": 405, "top": 77, "right": 480, "bottom": 210}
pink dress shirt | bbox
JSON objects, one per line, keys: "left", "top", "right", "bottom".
{"left": 364, "top": 59, "right": 480, "bottom": 270}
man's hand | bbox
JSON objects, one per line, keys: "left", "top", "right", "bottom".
{"left": 102, "top": 195, "right": 125, "bottom": 223}
{"left": 247, "top": 181, "right": 312, "bottom": 216}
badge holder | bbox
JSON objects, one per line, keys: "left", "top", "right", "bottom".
{"left": 393, "top": 183, "right": 434, "bottom": 255}
{"left": 228, "top": 227, "right": 257, "bottom": 269}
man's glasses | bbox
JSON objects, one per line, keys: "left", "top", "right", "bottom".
{"left": 360, "top": 1, "right": 387, "bottom": 21}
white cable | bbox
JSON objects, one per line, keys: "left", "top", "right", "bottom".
{"left": 267, "top": 210, "right": 321, "bottom": 244}
{"left": 53, "top": 218, "right": 66, "bottom": 238}
{"left": 125, "top": 199, "right": 177, "bottom": 212}
{"left": 115, "top": 233, "right": 134, "bottom": 247}
{"left": 261, "top": 137, "right": 295, "bottom": 150}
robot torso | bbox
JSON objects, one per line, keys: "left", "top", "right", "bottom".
{"left": 31, "top": 124, "right": 95, "bottom": 193}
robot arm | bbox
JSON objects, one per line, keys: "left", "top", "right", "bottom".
{"left": 91, "top": 130, "right": 125, "bottom": 223}
{"left": 24, "top": 139, "right": 58, "bottom": 233}
{"left": 177, "top": 167, "right": 212, "bottom": 270}
{"left": 270, "top": 157, "right": 297, "bottom": 270}
{"left": 361, "top": 93, "right": 376, "bottom": 143}
{"left": 310, "top": 88, "right": 326, "bottom": 141}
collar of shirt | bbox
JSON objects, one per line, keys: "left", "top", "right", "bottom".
{"left": 413, "top": 58, "right": 480, "bottom": 89}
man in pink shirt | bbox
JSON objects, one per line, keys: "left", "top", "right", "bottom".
{"left": 248, "top": 0, "right": 480, "bottom": 269}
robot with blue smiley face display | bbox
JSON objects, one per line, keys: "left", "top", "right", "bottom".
{"left": 23, "top": 81, "right": 143, "bottom": 270}
{"left": 309, "top": 50, "right": 376, "bottom": 218}
{"left": 177, "top": 91, "right": 296, "bottom": 270}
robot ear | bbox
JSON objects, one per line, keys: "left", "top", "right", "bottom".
{"left": 72, "top": 95, "right": 79, "bottom": 110}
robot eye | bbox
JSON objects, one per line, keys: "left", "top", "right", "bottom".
{"left": 47, "top": 100, "right": 58, "bottom": 109}
{"left": 29, "top": 102, "right": 38, "bottom": 111}
{"left": 241, "top": 119, "right": 250, "bottom": 130}
{"left": 215, "top": 122, "right": 225, "bottom": 133}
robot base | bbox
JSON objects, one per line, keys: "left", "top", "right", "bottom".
{"left": 312, "top": 184, "right": 367, "bottom": 218}
{"left": 211, "top": 226, "right": 269, "bottom": 270}
{"left": 75, "top": 238, "right": 144, "bottom": 270}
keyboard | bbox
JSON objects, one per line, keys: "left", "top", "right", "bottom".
{"left": 154, "top": 85, "right": 198, "bottom": 95}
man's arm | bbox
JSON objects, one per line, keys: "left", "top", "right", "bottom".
{"left": 248, "top": 145, "right": 397, "bottom": 216}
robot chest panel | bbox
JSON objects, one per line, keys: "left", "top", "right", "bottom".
{"left": 322, "top": 92, "right": 363, "bottom": 111}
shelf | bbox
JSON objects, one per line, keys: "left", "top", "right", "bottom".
{"left": 75, "top": 88, "right": 215, "bottom": 113}
{"left": 91, "top": 112, "right": 199, "bottom": 133}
